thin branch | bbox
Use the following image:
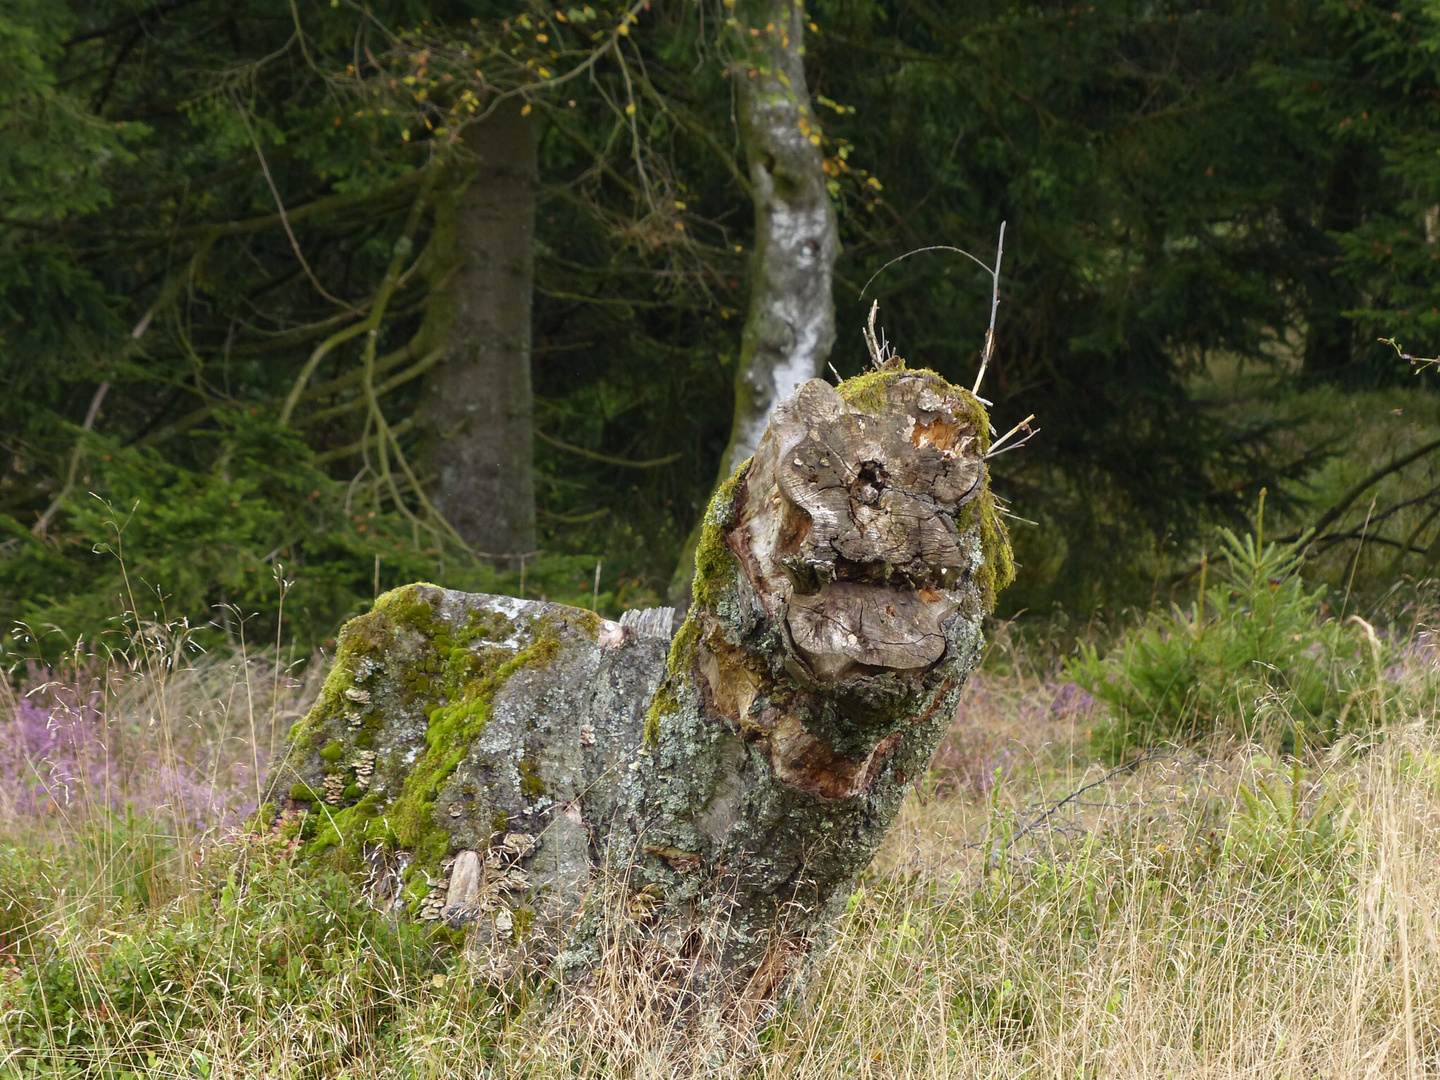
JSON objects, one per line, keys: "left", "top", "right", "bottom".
{"left": 534, "top": 429, "right": 682, "bottom": 469}
{"left": 854, "top": 224, "right": 1007, "bottom": 395}
{"left": 985, "top": 413, "right": 1037, "bottom": 459}
{"left": 997, "top": 751, "right": 1184, "bottom": 855}
{"left": 60, "top": 0, "right": 203, "bottom": 47}
{"left": 33, "top": 382, "right": 111, "bottom": 537}
{"left": 278, "top": 320, "right": 385, "bottom": 427}
{"left": 861, "top": 300, "right": 896, "bottom": 369}
{"left": 279, "top": 170, "right": 437, "bottom": 425}
{"left": 301, "top": 346, "right": 444, "bottom": 427}
{"left": 1286, "top": 435, "right": 1440, "bottom": 546}
{"left": 1384, "top": 499, "right": 1440, "bottom": 577}
{"left": 632, "top": 65, "right": 752, "bottom": 198}
{"left": 859, "top": 243, "right": 993, "bottom": 297}
{"left": 232, "top": 92, "right": 355, "bottom": 311}
{"left": 973, "top": 221, "right": 1005, "bottom": 397}
{"left": 314, "top": 417, "right": 414, "bottom": 465}
{"left": 1308, "top": 528, "right": 1429, "bottom": 556}
{"left": 93, "top": 169, "right": 430, "bottom": 253}
{"left": 538, "top": 507, "right": 611, "bottom": 524}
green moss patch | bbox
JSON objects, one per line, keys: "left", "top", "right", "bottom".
{"left": 691, "top": 467, "right": 745, "bottom": 612}
{"left": 644, "top": 683, "right": 678, "bottom": 747}
{"left": 383, "top": 623, "right": 560, "bottom": 866}
{"left": 297, "top": 584, "right": 565, "bottom": 875}
{"left": 837, "top": 367, "right": 992, "bottom": 453}
{"left": 955, "top": 485, "right": 1014, "bottom": 612}
{"left": 645, "top": 613, "right": 701, "bottom": 745}
{"left": 835, "top": 367, "right": 913, "bottom": 415}
{"left": 518, "top": 756, "right": 546, "bottom": 799}
{"left": 973, "top": 487, "right": 1015, "bottom": 609}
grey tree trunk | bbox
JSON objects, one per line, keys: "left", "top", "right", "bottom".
{"left": 670, "top": 1, "right": 839, "bottom": 606}
{"left": 272, "top": 366, "right": 1012, "bottom": 1011}
{"left": 418, "top": 99, "right": 538, "bottom": 564}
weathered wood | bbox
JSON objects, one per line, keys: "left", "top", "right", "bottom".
{"left": 269, "top": 366, "right": 1011, "bottom": 1004}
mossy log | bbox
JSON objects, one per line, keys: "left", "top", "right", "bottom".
{"left": 269, "top": 368, "right": 1011, "bottom": 999}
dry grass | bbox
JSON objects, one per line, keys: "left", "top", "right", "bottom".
{"left": 1, "top": 628, "right": 1438, "bottom": 1078}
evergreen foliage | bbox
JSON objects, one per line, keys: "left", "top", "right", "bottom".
{"left": 2, "top": 0, "right": 1440, "bottom": 648}
{"left": 1065, "top": 518, "right": 1395, "bottom": 758}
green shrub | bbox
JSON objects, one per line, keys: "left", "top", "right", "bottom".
{"left": 0, "top": 411, "right": 620, "bottom": 662}
{"left": 1226, "top": 756, "right": 1357, "bottom": 886}
{"left": 1065, "top": 525, "right": 1379, "bottom": 758}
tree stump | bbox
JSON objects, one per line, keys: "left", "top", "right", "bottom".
{"left": 269, "top": 367, "right": 1012, "bottom": 1002}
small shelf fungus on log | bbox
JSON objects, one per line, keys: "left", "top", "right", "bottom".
{"left": 265, "top": 366, "right": 1012, "bottom": 1001}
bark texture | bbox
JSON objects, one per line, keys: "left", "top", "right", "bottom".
{"left": 418, "top": 100, "right": 538, "bottom": 563}
{"left": 671, "top": 1, "right": 839, "bottom": 606}
{"left": 272, "top": 367, "right": 1011, "bottom": 1004}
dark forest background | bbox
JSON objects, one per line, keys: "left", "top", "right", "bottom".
{"left": 4, "top": 0, "right": 1440, "bottom": 659}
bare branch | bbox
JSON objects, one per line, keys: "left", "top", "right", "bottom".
{"left": 1286, "top": 435, "right": 1440, "bottom": 547}
{"left": 986, "top": 413, "right": 1037, "bottom": 459}
{"left": 861, "top": 299, "right": 897, "bottom": 370}
{"left": 972, "top": 221, "right": 1005, "bottom": 397}
{"left": 534, "top": 429, "right": 681, "bottom": 469}
{"left": 279, "top": 170, "right": 437, "bottom": 425}
{"left": 859, "top": 243, "right": 993, "bottom": 297}
{"left": 33, "top": 382, "right": 111, "bottom": 538}
{"left": 232, "top": 92, "right": 355, "bottom": 311}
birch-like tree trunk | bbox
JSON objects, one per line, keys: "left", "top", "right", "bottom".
{"left": 671, "top": 0, "right": 839, "bottom": 605}
{"left": 418, "top": 99, "right": 538, "bottom": 564}
{"left": 272, "top": 364, "right": 1012, "bottom": 1011}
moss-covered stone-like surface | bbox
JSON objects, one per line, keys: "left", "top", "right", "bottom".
{"left": 268, "top": 583, "right": 668, "bottom": 937}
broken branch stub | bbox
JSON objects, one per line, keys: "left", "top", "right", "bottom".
{"left": 269, "top": 367, "right": 1011, "bottom": 1001}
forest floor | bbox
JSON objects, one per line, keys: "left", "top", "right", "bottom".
{"left": 0, "top": 624, "right": 1437, "bottom": 1078}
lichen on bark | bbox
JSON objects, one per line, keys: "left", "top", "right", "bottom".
{"left": 269, "top": 365, "right": 1011, "bottom": 1006}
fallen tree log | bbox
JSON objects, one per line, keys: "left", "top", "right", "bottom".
{"left": 267, "top": 366, "right": 1012, "bottom": 1002}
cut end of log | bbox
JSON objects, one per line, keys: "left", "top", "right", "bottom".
{"left": 729, "top": 369, "right": 1006, "bottom": 684}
